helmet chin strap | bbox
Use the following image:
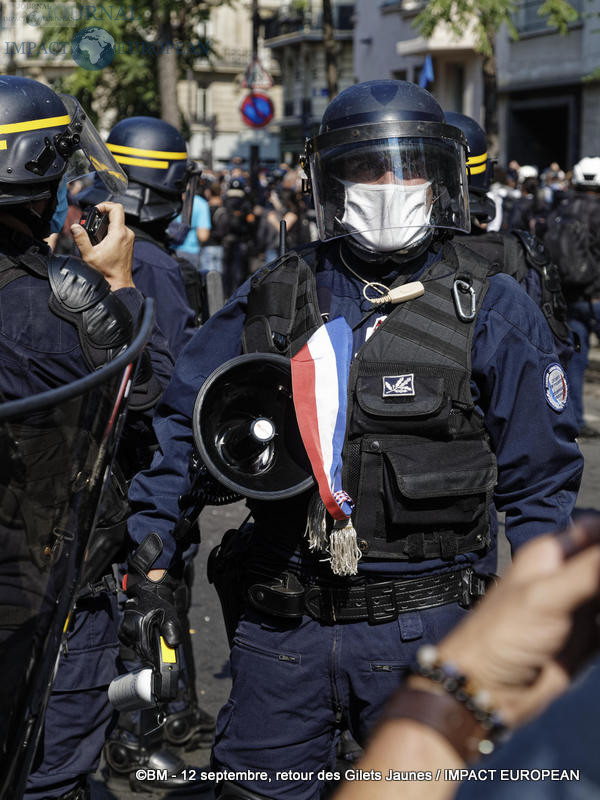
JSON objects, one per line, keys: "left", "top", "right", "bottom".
{"left": 8, "top": 194, "right": 58, "bottom": 241}
{"left": 344, "top": 228, "right": 434, "bottom": 267}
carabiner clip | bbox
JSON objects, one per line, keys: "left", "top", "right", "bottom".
{"left": 453, "top": 279, "right": 476, "bottom": 322}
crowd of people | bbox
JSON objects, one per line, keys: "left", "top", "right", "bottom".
{"left": 1, "top": 72, "right": 600, "bottom": 800}
{"left": 57, "top": 159, "right": 317, "bottom": 302}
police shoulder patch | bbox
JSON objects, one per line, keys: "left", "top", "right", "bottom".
{"left": 544, "top": 363, "right": 568, "bottom": 412}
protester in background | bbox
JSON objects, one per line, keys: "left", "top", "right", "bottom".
{"left": 200, "top": 181, "right": 227, "bottom": 275}
{"left": 175, "top": 188, "right": 211, "bottom": 271}
{"left": 222, "top": 177, "right": 254, "bottom": 296}
{"left": 506, "top": 172, "right": 545, "bottom": 234}
{"left": 541, "top": 161, "right": 568, "bottom": 209}
{"left": 545, "top": 157, "right": 600, "bottom": 438}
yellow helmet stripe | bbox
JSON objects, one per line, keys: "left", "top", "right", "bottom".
{"left": 467, "top": 151, "right": 488, "bottom": 166}
{"left": 468, "top": 163, "right": 487, "bottom": 175}
{"left": 113, "top": 154, "right": 169, "bottom": 169}
{"left": 107, "top": 142, "right": 187, "bottom": 160}
{"left": 0, "top": 114, "right": 70, "bottom": 135}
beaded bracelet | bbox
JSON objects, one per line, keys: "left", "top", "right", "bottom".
{"left": 413, "top": 644, "right": 507, "bottom": 757}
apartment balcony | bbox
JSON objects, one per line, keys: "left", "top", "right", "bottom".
{"left": 264, "top": 4, "right": 354, "bottom": 48}
{"left": 396, "top": 16, "right": 477, "bottom": 57}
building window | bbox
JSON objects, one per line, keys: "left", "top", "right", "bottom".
{"left": 392, "top": 69, "right": 408, "bottom": 82}
{"left": 447, "top": 63, "right": 464, "bottom": 113}
{"left": 513, "top": 0, "right": 582, "bottom": 34}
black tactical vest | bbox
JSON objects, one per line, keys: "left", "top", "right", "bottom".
{"left": 243, "top": 241, "right": 498, "bottom": 562}
{"left": 455, "top": 230, "right": 571, "bottom": 364}
{"left": 342, "top": 245, "right": 497, "bottom": 560}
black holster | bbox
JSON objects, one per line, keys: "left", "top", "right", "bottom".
{"left": 207, "top": 527, "right": 253, "bottom": 647}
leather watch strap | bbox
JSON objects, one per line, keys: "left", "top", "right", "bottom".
{"left": 377, "top": 687, "right": 491, "bottom": 763}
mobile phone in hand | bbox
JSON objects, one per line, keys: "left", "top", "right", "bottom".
{"left": 79, "top": 206, "right": 109, "bottom": 245}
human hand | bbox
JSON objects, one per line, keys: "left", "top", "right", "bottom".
{"left": 44, "top": 232, "right": 59, "bottom": 253}
{"left": 71, "top": 201, "right": 135, "bottom": 291}
{"left": 432, "top": 518, "right": 600, "bottom": 727}
{"left": 119, "top": 570, "right": 182, "bottom": 666}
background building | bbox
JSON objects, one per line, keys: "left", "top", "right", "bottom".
{"left": 354, "top": 0, "right": 600, "bottom": 170}
{"left": 496, "top": 0, "right": 600, "bottom": 170}
{"left": 179, "top": 0, "right": 283, "bottom": 168}
{"left": 0, "top": 0, "right": 283, "bottom": 168}
{"left": 353, "top": 0, "right": 484, "bottom": 124}
{"left": 264, "top": 0, "right": 354, "bottom": 162}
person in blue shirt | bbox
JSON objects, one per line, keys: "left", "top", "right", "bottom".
{"left": 175, "top": 192, "right": 212, "bottom": 271}
{"left": 121, "top": 81, "right": 583, "bottom": 800}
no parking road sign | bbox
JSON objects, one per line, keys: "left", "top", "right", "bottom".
{"left": 240, "top": 92, "right": 274, "bottom": 128}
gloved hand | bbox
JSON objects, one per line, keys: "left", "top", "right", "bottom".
{"left": 119, "top": 569, "right": 183, "bottom": 666}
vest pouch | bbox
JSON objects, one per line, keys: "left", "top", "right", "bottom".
{"left": 382, "top": 438, "right": 497, "bottom": 526}
{"left": 351, "top": 373, "right": 452, "bottom": 436}
{"left": 353, "top": 436, "right": 497, "bottom": 559}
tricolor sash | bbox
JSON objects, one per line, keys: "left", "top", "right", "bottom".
{"left": 291, "top": 316, "right": 354, "bottom": 520}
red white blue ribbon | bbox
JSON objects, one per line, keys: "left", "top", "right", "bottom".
{"left": 291, "top": 317, "right": 355, "bottom": 520}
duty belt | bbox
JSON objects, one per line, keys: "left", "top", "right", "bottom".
{"left": 247, "top": 567, "right": 489, "bottom": 625}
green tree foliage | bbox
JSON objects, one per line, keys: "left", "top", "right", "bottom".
{"left": 414, "top": 0, "right": 579, "bottom": 56}
{"left": 35, "top": 0, "right": 219, "bottom": 125}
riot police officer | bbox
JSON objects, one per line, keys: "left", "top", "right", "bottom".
{"left": 77, "top": 117, "right": 198, "bottom": 358}
{"left": 76, "top": 121, "right": 216, "bottom": 785}
{"left": 0, "top": 76, "right": 174, "bottom": 799}
{"left": 544, "top": 157, "right": 600, "bottom": 437}
{"left": 444, "top": 110, "right": 573, "bottom": 368}
{"left": 122, "top": 81, "right": 582, "bottom": 800}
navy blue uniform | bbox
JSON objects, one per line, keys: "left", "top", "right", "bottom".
{"left": 0, "top": 242, "right": 173, "bottom": 799}
{"left": 128, "top": 243, "right": 582, "bottom": 799}
{"left": 131, "top": 238, "right": 196, "bottom": 360}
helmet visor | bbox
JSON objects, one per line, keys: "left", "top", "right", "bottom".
{"left": 309, "top": 136, "right": 470, "bottom": 244}
{"left": 58, "top": 95, "right": 128, "bottom": 195}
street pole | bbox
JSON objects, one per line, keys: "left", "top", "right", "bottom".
{"left": 250, "top": 0, "right": 260, "bottom": 196}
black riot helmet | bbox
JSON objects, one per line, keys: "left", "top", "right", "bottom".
{"left": 304, "top": 80, "right": 470, "bottom": 262}
{"left": 444, "top": 111, "right": 496, "bottom": 223}
{"left": 104, "top": 117, "right": 198, "bottom": 224}
{"left": 0, "top": 75, "right": 126, "bottom": 234}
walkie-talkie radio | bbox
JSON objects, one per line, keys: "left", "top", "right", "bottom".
{"left": 79, "top": 206, "right": 109, "bottom": 245}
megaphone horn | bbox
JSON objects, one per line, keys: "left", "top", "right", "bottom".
{"left": 192, "top": 353, "right": 314, "bottom": 500}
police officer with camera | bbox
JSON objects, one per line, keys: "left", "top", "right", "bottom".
{"left": 122, "top": 81, "right": 582, "bottom": 800}
{"left": 0, "top": 76, "right": 176, "bottom": 799}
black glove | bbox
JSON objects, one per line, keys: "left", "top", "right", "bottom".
{"left": 119, "top": 534, "right": 183, "bottom": 665}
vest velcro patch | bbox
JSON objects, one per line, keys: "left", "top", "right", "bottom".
{"left": 382, "top": 374, "right": 415, "bottom": 397}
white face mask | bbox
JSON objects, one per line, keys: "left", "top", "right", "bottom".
{"left": 338, "top": 180, "right": 433, "bottom": 253}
